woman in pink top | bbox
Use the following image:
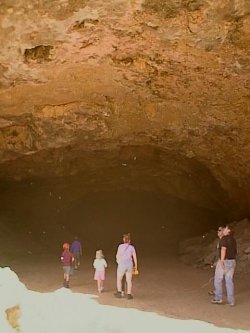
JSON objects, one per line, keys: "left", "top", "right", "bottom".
{"left": 114, "top": 233, "right": 138, "bottom": 300}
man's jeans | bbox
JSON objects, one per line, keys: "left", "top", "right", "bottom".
{"left": 214, "top": 259, "right": 236, "bottom": 304}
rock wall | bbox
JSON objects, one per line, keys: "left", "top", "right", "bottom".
{"left": 179, "top": 218, "right": 250, "bottom": 274}
{"left": 0, "top": 1, "right": 250, "bottom": 218}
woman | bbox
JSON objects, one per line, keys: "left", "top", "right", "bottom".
{"left": 114, "top": 233, "right": 138, "bottom": 300}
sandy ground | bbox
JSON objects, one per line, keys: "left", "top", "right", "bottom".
{"left": 6, "top": 252, "right": 250, "bottom": 332}
{"left": 1, "top": 181, "right": 249, "bottom": 331}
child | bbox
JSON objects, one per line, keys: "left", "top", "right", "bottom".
{"left": 61, "top": 242, "right": 74, "bottom": 288}
{"left": 70, "top": 236, "right": 82, "bottom": 270}
{"left": 93, "top": 250, "right": 108, "bottom": 293}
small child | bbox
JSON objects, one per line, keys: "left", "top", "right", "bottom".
{"left": 61, "top": 242, "right": 74, "bottom": 288}
{"left": 93, "top": 250, "right": 107, "bottom": 293}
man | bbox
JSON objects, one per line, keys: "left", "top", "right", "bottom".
{"left": 208, "top": 226, "right": 224, "bottom": 296}
{"left": 211, "top": 225, "right": 237, "bottom": 306}
{"left": 70, "top": 236, "right": 82, "bottom": 270}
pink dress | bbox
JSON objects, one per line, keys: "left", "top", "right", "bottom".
{"left": 93, "top": 258, "right": 107, "bottom": 280}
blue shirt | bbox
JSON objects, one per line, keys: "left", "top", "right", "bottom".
{"left": 70, "top": 240, "right": 82, "bottom": 254}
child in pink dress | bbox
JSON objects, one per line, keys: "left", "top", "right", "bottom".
{"left": 93, "top": 250, "right": 108, "bottom": 293}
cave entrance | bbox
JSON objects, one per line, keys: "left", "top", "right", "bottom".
{"left": 1, "top": 176, "right": 225, "bottom": 260}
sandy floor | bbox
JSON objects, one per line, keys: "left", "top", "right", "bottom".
{"left": 6, "top": 253, "right": 250, "bottom": 332}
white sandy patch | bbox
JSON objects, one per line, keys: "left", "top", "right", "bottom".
{"left": 1, "top": 267, "right": 249, "bottom": 333}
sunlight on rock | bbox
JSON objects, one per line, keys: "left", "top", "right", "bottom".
{"left": 0, "top": 267, "right": 248, "bottom": 333}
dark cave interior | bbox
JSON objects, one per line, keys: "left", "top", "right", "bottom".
{"left": 0, "top": 145, "right": 233, "bottom": 265}
{"left": 0, "top": 172, "right": 226, "bottom": 263}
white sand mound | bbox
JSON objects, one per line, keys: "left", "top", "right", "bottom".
{"left": 0, "top": 267, "right": 249, "bottom": 333}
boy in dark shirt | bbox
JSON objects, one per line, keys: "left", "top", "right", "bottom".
{"left": 61, "top": 243, "right": 74, "bottom": 288}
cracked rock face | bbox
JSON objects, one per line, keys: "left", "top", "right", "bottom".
{"left": 0, "top": 0, "right": 250, "bottom": 219}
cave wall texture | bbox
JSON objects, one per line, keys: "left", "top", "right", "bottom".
{"left": 0, "top": 0, "right": 250, "bottom": 222}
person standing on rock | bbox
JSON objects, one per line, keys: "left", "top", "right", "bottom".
{"left": 211, "top": 225, "right": 237, "bottom": 306}
{"left": 114, "top": 233, "right": 138, "bottom": 300}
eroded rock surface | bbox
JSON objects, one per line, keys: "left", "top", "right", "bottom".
{"left": 179, "top": 218, "right": 250, "bottom": 274}
{"left": 0, "top": 0, "right": 250, "bottom": 218}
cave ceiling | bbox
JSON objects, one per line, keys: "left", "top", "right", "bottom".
{"left": 0, "top": 0, "right": 250, "bottom": 219}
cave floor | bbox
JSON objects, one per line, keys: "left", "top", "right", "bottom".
{"left": 6, "top": 252, "right": 250, "bottom": 331}
{"left": 1, "top": 180, "right": 249, "bottom": 331}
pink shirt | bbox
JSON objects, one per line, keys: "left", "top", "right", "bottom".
{"left": 116, "top": 243, "right": 135, "bottom": 265}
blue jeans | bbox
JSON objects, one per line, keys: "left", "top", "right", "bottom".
{"left": 214, "top": 259, "right": 236, "bottom": 304}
